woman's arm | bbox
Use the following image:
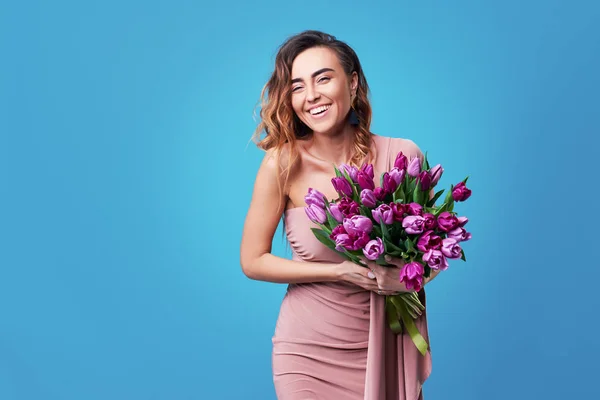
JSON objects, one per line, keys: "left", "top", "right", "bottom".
{"left": 239, "top": 149, "right": 346, "bottom": 284}
{"left": 240, "top": 150, "right": 380, "bottom": 291}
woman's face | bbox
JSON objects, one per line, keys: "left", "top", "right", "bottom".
{"left": 290, "top": 46, "right": 358, "bottom": 135}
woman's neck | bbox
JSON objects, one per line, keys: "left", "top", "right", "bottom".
{"left": 304, "top": 124, "right": 359, "bottom": 166}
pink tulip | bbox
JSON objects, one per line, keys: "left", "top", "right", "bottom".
{"left": 402, "top": 215, "right": 425, "bottom": 234}
{"left": 441, "top": 238, "right": 462, "bottom": 259}
{"left": 422, "top": 249, "right": 449, "bottom": 271}
{"left": 400, "top": 261, "right": 425, "bottom": 292}
{"left": 363, "top": 238, "right": 384, "bottom": 260}
{"left": 452, "top": 181, "right": 472, "bottom": 202}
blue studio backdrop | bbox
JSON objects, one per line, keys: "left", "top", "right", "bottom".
{"left": 1, "top": 1, "right": 599, "bottom": 399}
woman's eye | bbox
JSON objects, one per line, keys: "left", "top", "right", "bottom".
{"left": 292, "top": 86, "right": 303, "bottom": 92}
{"left": 318, "top": 77, "right": 330, "bottom": 83}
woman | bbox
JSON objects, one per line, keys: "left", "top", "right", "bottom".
{"left": 240, "top": 30, "right": 440, "bottom": 400}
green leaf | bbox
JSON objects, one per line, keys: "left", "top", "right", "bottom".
{"left": 444, "top": 184, "right": 454, "bottom": 204}
{"left": 380, "top": 220, "right": 389, "bottom": 241}
{"left": 373, "top": 225, "right": 382, "bottom": 237}
{"left": 326, "top": 209, "right": 339, "bottom": 228}
{"left": 393, "top": 182, "right": 405, "bottom": 202}
{"left": 423, "top": 265, "right": 431, "bottom": 279}
{"left": 461, "top": 249, "right": 467, "bottom": 262}
{"left": 347, "top": 250, "right": 364, "bottom": 257}
{"left": 334, "top": 165, "right": 342, "bottom": 178}
{"left": 310, "top": 228, "right": 336, "bottom": 250}
{"left": 427, "top": 189, "right": 445, "bottom": 208}
{"left": 423, "top": 151, "right": 430, "bottom": 171}
{"left": 413, "top": 185, "right": 421, "bottom": 203}
{"left": 433, "top": 204, "right": 446, "bottom": 217}
{"left": 375, "top": 257, "right": 390, "bottom": 266}
{"left": 404, "top": 238, "right": 415, "bottom": 252}
{"left": 384, "top": 237, "right": 403, "bottom": 253}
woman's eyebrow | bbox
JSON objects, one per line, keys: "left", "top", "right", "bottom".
{"left": 291, "top": 67, "right": 335, "bottom": 84}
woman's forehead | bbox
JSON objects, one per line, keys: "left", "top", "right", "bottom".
{"left": 291, "top": 47, "right": 340, "bottom": 77}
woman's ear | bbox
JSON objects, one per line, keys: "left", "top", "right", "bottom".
{"left": 350, "top": 71, "right": 358, "bottom": 94}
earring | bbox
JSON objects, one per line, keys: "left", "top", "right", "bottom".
{"left": 348, "top": 94, "right": 359, "bottom": 125}
{"left": 349, "top": 107, "right": 359, "bottom": 125}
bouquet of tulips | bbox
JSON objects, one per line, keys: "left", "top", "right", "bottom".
{"left": 304, "top": 150, "right": 472, "bottom": 356}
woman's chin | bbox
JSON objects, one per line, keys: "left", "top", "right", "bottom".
{"left": 310, "top": 120, "right": 352, "bottom": 137}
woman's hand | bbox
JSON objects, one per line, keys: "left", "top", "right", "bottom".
{"left": 335, "top": 260, "right": 381, "bottom": 292}
{"left": 337, "top": 256, "right": 414, "bottom": 295}
{"left": 360, "top": 256, "right": 414, "bottom": 295}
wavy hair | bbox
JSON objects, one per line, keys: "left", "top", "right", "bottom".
{"left": 252, "top": 30, "right": 374, "bottom": 211}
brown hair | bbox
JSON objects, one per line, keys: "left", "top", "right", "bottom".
{"left": 252, "top": 30, "right": 374, "bottom": 211}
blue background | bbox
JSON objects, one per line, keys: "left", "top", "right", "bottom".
{"left": 1, "top": 1, "right": 599, "bottom": 399}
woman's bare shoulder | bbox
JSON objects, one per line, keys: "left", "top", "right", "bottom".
{"left": 373, "top": 133, "right": 424, "bottom": 160}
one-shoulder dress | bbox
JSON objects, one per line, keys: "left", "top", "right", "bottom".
{"left": 272, "top": 135, "right": 433, "bottom": 400}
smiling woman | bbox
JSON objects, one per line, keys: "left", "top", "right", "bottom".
{"left": 240, "top": 30, "right": 432, "bottom": 400}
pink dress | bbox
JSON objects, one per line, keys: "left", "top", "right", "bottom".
{"left": 272, "top": 135, "right": 433, "bottom": 400}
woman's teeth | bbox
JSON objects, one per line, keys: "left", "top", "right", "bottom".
{"left": 310, "top": 105, "right": 331, "bottom": 115}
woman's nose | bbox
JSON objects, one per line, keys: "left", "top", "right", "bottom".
{"left": 305, "top": 84, "right": 320, "bottom": 102}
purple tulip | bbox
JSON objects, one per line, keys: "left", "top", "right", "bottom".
{"left": 343, "top": 215, "right": 373, "bottom": 236}
{"left": 383, "top": 172, "right": 398, "bottom": 193}
{"left": 349, "top": 231, "right": 370, "bottom": 251}
{"left": 357, "top": 170, "right": 375, "bottom": 191}
{"left": 372, "top": 204, "right": 394, "bottom": 225}
{"left": 407, "top": 202, "right": 423, "bottom": 216}
{"left": 328, "top": 203, "right": 344, "bottom": 222}
{"left": 437, "top": 211, "right": 459, "bottom": 232}
{"left": 407, "top": 156, "right": 422, "bottom": 177}
{"left": 457, "top": 216, "right": 469, "bottom": 227}
{"left": 429, "top": 164, "right": 443, "bottom": 186}
{"left": 360, "top": 163, "right": 374, "bottom": 179}
{"left": 423, "top": 213, "right": 437, "bottom": 230}
{"left": 305, "top": 188, "right": 326, "bottom": 209}
{"left": 331, "top": 177, "right": 353, "bottom": 197}
{"left": 447, "top": 227, "right": 472, "bottom": 242}
{"left": 422, "top": 249, "right": 449, "bottom": 271}
{"left": 360, "top": 189, "right": 377, "bottom": 208}
{"left": 389, "top": 168, "right": 405, "bottom": 186}
{"left": 329, "top": 225, "right": 347, "bottom": 241}
{"left": 334, "top": 233, "right": 353, "bottom": 251}
{"left": 339, "top": 164, "right": 358, "bottom": 182}
{"left": 305, "top": 204, "right": 326, "bottom": 224}
{"left": 394, "top": 152, "right": 408, "bottom": 170}
{"left": 441, "top": 238, "right": 462, "bottom": 259}
{"left": 402, "top": 215, "right": 425, "bottom": 234}
{"left": 390, "top": 203, "right": 406, "bottom": 222}
{"left": 452, "top": 181, "right": 472, "bottom": 202}
{"left": 400, "top": 261, "right": 425, "bottom": 292}
{"left": 337, "top": 197, "right": 360, "bottom": 217}
{"left": 418, "top": 170, "right": 432, "bottom": 191}
{"left": 363, "top": 238, "right": 385, "bottom": 261}
{"left": 374, "top": 187, "right": 387, "bottom": 201}
{"left": 417, "top": 230, "right": 442, "bottom": 252}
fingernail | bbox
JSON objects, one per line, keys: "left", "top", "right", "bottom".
{"left": 367, "top": 271, "right": 376, "bottom": 279}
{"left": 384, "top": 255, "right": 392, "bottom": 262}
